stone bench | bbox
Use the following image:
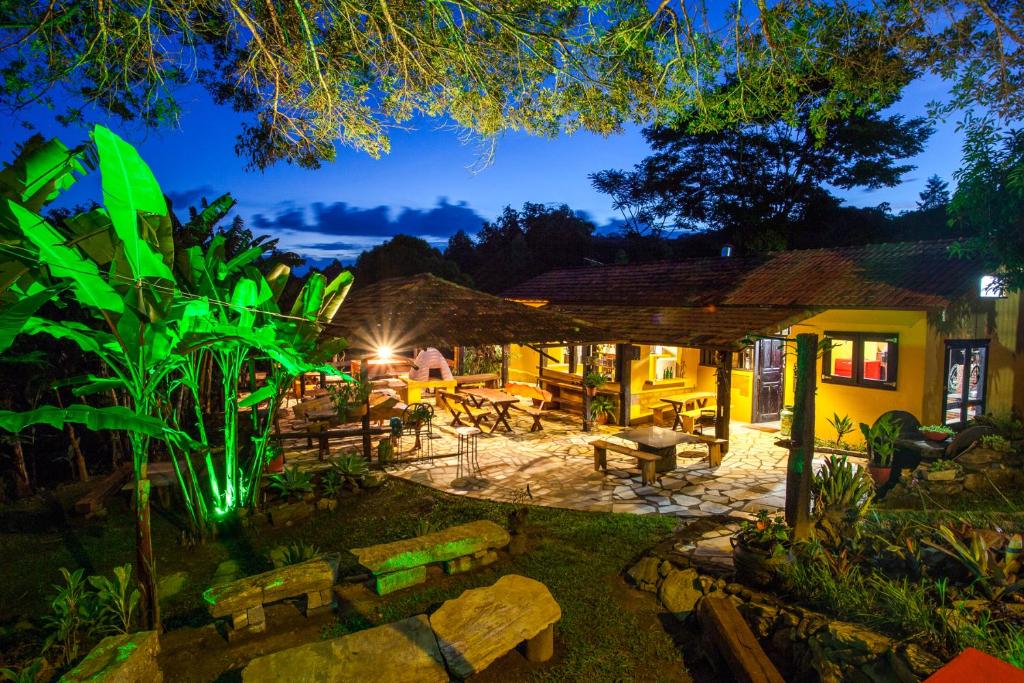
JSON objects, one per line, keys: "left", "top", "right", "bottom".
{"left": 242, "top": 574, "right": 560, "bottom": 681}
{"left": 351, "top": 520, "right": 510, "bottom": 595}
{"left": 63, "top": 630, "right": 162, "bottom": 682}
{"left": 430, "top": 574, "right": 561, "bottom": 678}
{"left": 203, "top": 553, "right": 340, "bottom": 637}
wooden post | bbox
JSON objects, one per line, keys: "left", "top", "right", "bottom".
{"left": 500, "top": 344, "right": 510, "bottom": 387}
{"left": 360, "top": 362, "right": 372, "bottom": 461}
{"left": 785, "top": 333, "right": 817, "bottom": 540}
{"left": 616, "top": 344, "right": 631, "bottom": 426}
{"left": 135, "top": 477, "right": 159, "bottom": 630}
{"left": 581, "top": 346, "right": 593, "bottom": 432}
{"left": 715, "top": 350, "right": 732, "bottom": 453}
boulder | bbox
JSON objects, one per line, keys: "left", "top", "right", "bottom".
{"left": 351, "top": 520, "right": 510, "bottom": 575}
{"left": 157, "top": 571, "right": 188, "bottom": 600}
{"left": 205, "top": 553, "right": 340, "bottom": 619}
{"left": 268, "top": 501, "right": 313, "bottom": 526}
{"left": 63, "top": 630, "right": 162, "bottom": 682}
{"left": 738, "top": 601, "right": 780, "bottom": 638}
{"left": 242, "top": 614, "right": 447, "bottom": 683}
{"left": 897, "top": 642, "right": 943, "bottom": 677}
{"left": 429, "top": 574, "right": 561, "bottom": 678}
{"left": 627, "top": 556, "right": 661, "bottom": 592}
{"left": 822, "top": 621, "right": 893, "bottom": 656}
{"left": 658, "top": 568, "right": 702, "bottom": 622}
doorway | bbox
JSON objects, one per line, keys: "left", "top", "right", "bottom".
{"left": 753, "top": 338, "right": 786, "bottom": 422}
{"left": 943, "top": 340, "right": 988, "bottom": 426}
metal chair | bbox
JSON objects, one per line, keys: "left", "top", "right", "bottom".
{"left": 397, "top": 402, "right": 434, "bottom": 461}
{"left": 695, "top": 408, "right": 717, "bottom": 435}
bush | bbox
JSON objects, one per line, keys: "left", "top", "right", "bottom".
{"left": 269, "top": 466, "right": 313, "bottom": 499}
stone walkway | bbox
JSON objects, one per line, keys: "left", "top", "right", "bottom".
{"left": 379, "top": 410, "right": 798, "bottom": 521}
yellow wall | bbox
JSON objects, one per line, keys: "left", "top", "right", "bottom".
{"left": 507, "top": 344, "right": 540, "bottom": 383}
{"left": 784, "top": 309, "right": 930, "bottom": 444}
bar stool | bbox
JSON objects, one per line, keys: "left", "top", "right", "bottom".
{"left": 456, "top": 426, "right": 481, "bottom": 478}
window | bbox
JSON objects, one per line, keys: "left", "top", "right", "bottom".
{"left": 943, "top": 340, "right": 988, "bottom": 426}
{"left": 700, "top": 347, "right": 754, "bottom": 369}
{"left": 822, "top": 332, "right": 898, "bottom": 389}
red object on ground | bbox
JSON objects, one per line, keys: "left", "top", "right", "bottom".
{"left": 925, "top": 648, "right": 1024, "bottom": 682}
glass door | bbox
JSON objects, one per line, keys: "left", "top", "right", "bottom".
{"left": 943, "top": 340, "right": 988, "bottom": 426}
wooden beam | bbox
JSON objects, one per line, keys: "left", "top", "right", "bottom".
{"left": 699, "top": 597, "right": 785, "bottom": 683}
{"left": 526, "top": 344, "right": 560, "bottom": 364}
{"left": 715, "top": 349, "right": 732, "bottom": 453}
{"left": 785, "top": 333, "right": 817, "bottom": 540}
{"left": 500, "top": 344, "right": 510, "bottom": 387}
{"left": 616, "top": 344, "right": 631, "bottom": 426}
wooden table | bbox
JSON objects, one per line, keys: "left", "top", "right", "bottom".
{"left": 614, "top": 425, "right": 699, "bottom": 473}
{"left": 460, "top": 387, "right": 520, "bottom": 433}
{"left": 661, "top": 391, "right": 716, "bottom": 432}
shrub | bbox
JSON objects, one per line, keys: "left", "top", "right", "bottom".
{"left": 811, "top": 455, "right": 874, "bottom": 545}
{"left": 330, "top": 452, "right": 368, "bottom": 488}
{"left": 736, "top": 510, "right": 789, "bottom": 555}
{"left": 980, "top": 434, "right": 1013, "bottom": 453}
{"left": 269, "top": 466, "right": 313, "bottom": 499}
{"left": 859, "top": 414, "right": 901, "bottom": 466}
{"left": 972, "top": 413, "right": 1024, "bottom": 441}
{"left": 826, "top": 413, "right": 855, "bottom": 448}
{"left": 87, "top": 564, "right": 139, "bottom": 634}
{"left": 280, "top": 540, "right": 320, "bottom": 566}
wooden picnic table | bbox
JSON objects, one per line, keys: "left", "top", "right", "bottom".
{"left": 661, "top": 392, "right": 716, "bottom": 432}
{"left": 460, "top": 387, "right": 520, "bottom": 434}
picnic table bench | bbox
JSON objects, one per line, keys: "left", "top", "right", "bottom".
{"left": 592, "top": 439, "right": 661, "bottom": 486}
{"left": 351, "top": 520, "right": 510, "bottom": 595}
{"left": 75, "top": 464, "right": 131, "bottom": 515}
{"left": 660, "top": 392, "right": 716, "bottom": 432}
{"left": 204, "top": 553, "right": 341, "bottom": 639}
{"left": 504, "top": 382, "right": 553, "bottom": 432}
{"left": 437, "top": 390, "right": 492, "bottom": 430}
{"left": 454, "top": 372, "right": 500, "bottom": 388}
{"left": 460, "top": 387, "right": 520, "bottom": 433}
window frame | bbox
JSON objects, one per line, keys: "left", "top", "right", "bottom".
{"left": 821, "top": 331, "right": 899, "bottom": 390}
{"left": 942, "top": 339, "right": 989, "bottom": 426}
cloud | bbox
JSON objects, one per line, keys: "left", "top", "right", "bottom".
{"left": 165, "top": 185, "right": 222, "bottom": 210}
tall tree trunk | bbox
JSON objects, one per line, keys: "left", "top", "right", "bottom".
{"left": 54, "top": 391, "right": 89, "bottom": 482}
{"left": 135, "top": 477, "right": 160, "bottom": 630}
{"left": 714, "top": 350, "right": 732, "bottom": 453}
{"left": 11, "top": 438, "right": 32, "bottom": 498}
{"left": 785, "top": 333, "right": 817, "bottom": 541}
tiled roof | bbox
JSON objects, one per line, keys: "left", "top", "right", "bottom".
{"left": 505, "top": 240, "right": 982, "bottom": 310}
{"left": 549, "top": 304, "right": 813, "bottom": 349}
{"left": 324, "top": 273, "right": 612, "bottom": 351}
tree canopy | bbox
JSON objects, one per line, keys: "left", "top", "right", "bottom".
{"left": 591, "top": 106, "right": 932, "bottom": 250}
{"left": 0, "top": 1, "right": 1020, "bottom": 168}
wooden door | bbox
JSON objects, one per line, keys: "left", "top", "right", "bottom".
{"left": 753, "top": 338, "right": 785, "bottom": 422}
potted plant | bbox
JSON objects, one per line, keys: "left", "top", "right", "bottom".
{"left": 732, "top": 510, "right": 790, "bottom": 587}
{"left": 405, "top": 404, "right": 432, "bottom": 451}
{"left": 583, "top": 371, "right": 606, "bottom": 398}
{"left": 980, "top": 434, "right": 1013, "bottom": 453}
{"left": 266, "top": 444, "right": 285, "bottom": 473}
{"left": 589, "top": 395, "right": 616, "bottom": 425}
{"left": 920, "top": 424, "right": 954, "bottom": 442}
{"left": 859, "top": 414, "right": 901, "bottom": 487}
{"left": 920, "top": 459, "right": 962, "bottom": 481}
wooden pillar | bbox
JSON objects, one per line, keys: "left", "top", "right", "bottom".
{"left": 500, "top": 344, "right": 510, "bottom": 387}
{"left": 715, "top": 350, "right": 732, "bottom": 452}
{"left": 360, "top": 362, "right": 372, "bottom": 461}
{"left": 455, "top": 346, "right": 464, "bottom": 375}
{"left": 785, "top": 333, "right": 817, "bottom": 540}
{"left": 616, "top": 344, "right": 631, "bottom": 426}
{"left": 582, "top": 346, "right": 593, "bottom": 432}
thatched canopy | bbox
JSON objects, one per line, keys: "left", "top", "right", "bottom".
{"left": 324, "top": 274, "right": 611, "bottom": 352}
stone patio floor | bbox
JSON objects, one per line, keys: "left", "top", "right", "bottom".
{"left": 282, "top": 406, "right": 804, "bottom": 521}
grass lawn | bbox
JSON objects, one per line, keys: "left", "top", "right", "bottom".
{"left": 0, "top": 477, "right": 704, "bottom": 681}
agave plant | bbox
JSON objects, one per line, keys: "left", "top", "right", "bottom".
{"left": 279, "top": 540, "right": 320, "bottom": 566}
{"left": 811, "top": 455, "right": 875, "bottom": 546}
{"left": 269, "top": 466, "right": 314, "bottom": 500}
{"left": 330, "top": 452, "right": 369, "bottom": 488}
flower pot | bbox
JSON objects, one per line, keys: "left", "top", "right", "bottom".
{"left": 585, "top": 386, "right": 598, "bottom": 398}
{"left": 731, "top": 539, "right": 786, "bottom": 587}
{"left": 595, "top": 413, "right": 609, "bottom": 425}
{"left": 921, "top": 430, "right": 950, "bottom": 442}
{"left": 868, "top": 464, "right": 893, "bottom": 487}
{"left": 267, "top": 453, "right": 285, "bottom": 473}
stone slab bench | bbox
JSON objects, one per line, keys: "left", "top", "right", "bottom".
{"left": 242, "top": 614, "right": 448, "bottom": 682}
{"left": 351, "top": 520, "right": 510, "bottom": 595}
{"left": 430, "top": 574, "right": 561, "bottom": 678}
{"left": 63, "top": 630, "right": 162, "bottom": 682}
{"left": 204, "top": 553, "right": 340, "bottom": 638}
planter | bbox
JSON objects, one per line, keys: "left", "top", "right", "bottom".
{"left": 595, "top": 414, "right": 609, "bottom": 425}
{"left": 780, "top": 406, "right": 794, "bottom": 437}
{"left": 584, "top": 386, "right": 598, "bottom": 398}
{"left": 732, "top": 539, "right": 786, "bottom": 587}
{"left": 921, "top": 430, "right": 951, "bottom": 442}
{"left": 868, "top": 464, "right": 893, "bottom": 487}
{"left": 267, "top": 453, "right": 285, "bottom": 473}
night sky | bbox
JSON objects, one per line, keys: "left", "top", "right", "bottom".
{"left": 1, "top": 72, "right": 964, "bottom": 267}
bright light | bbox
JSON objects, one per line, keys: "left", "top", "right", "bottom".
{"left": 980, "top": 275, "right": 1006, "bottom": 299}
{"left": 376, "top": 345, "right": 394, "bottom": 361}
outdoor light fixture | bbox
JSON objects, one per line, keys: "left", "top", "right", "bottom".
{"left": 376, "top": 345, "right": 395, "bottom": 361}
{"left": 980, "top": 275, "right": 1006, "bottom": 299}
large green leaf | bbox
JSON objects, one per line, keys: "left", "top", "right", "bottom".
{"left": 7, "top": 201, "right": 124, "bottom": 312}
{"left": 23, "top": 318, "right": 117, "bottom": 357}
{"left": 238, "top": 384, "right": 279, "bottom": 408}
{"left": 0, "top": 404, "right": 198, "bottom": 450}
{"left": 290, "top": 272, "right": 326, "bottom": 320}
{"left": 0, "top": 137, "right": 88, "bottom": 212}
{"left": 92, "top": 125, "right": 172, "bottom": 281}
{"left": 64, "top": 208, "right": 117, "bottom": 265}
{"left": 0, "top": 285, "right": 62, "bottom": 353}
{"left": 320, "top": 270, "right": 354, "bottom": 321}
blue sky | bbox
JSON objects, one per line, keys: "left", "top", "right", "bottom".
{"left": 1, "top": 74, "right": 965, "bottom": 265}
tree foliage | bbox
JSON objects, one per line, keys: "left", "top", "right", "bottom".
{"left": 591, "top": 106, "right": 931, "bottom": 250}
{"left": 0, "top": 1, "right": 1019, "bottom": 168}
{"left": 352, "top": 234, "right": 466, "bottom": 287}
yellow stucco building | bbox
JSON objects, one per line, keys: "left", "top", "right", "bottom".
{"left": 503, "top": 241, "right": 1024, "bottom": 444}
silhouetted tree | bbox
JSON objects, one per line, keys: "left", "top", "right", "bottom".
{"left": 353, "top": 235, "right": 468, "bottom": 287}
{"left": 917, "top": 175, "right": 951, "bottom": 210}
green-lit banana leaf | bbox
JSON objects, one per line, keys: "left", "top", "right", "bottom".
{"left": 23, "top": 317, "right": 117, "bottom": 357}
{"left": 186, "top": 193, "right": 236, "bottom": 237}
{"left": 222, "top": 246, "right": 265, "bottom": 276}
{"left": 6, "top": 201, "right": 124, "bottom": 313}
{"left": 62, "top": 375, "right": 126, "bottom": 397}
{"left": 0, "top": 136, "right": 88, "bottom": 212}
{"left": 265, "top": 263, "right": 290, "bottom": 301}
{"left": 0, "top": 404, "right": 200, "bottom": 451}
{"left": 290, "top": 272, "right": 325, "bottom": 320}
{"left": 237, "top": 384, "right": 278, "bottom": 408}
{"left": 319, "top": 271, "right": 354, "bottom": 321}
{"left": 92, "top": 126, "right": 173, "bottom": 281}
{"left": 0, "top": 285, "right": 62, "bottom": 354}
{"left": 65, "top": 208, "right": 117, "bottom": 265}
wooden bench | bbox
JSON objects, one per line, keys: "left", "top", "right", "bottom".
{"left": 692, "top": 434, "right": 728, "bottom": 467}
{"left": 454, "top": 372, "right": 499, "bottom": 388}
{"left": 429, "top": 574, "right": 561, "bottom": 678}
{"left": 75, "top": 464, "right": 131, "bottom": 515}
{"left": 592, "top": 439, "right": 661, "bottom": 486}
{"left": 270, "top": 425, "right": 386, "bottom": 460}
{"left": 204, "top": 553, "right": 340, "bottom": 639}
{"left": 698, "top": 596, "right": 785, "bottom": 683}
{"left": 437, "top": 390, "right": 491, "bottom": 430}
{"left": 351, "top": 520, "right": 510, "bottom": 595}
{"left": 505, "top": 382, "right": 554, "bottom": 432}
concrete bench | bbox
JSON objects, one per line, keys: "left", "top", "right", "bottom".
{"left": 430, "top": 574, "right": 561, "bottom": 678}
{"left": 351, "top": 520, "right": 509, "bottom": 595}
{"left": 203, "top": 553, "right": 340, "bottom": 638}
{"left": 592, "top": 439, "right": 661, "bottom": 485}
{"left": 63, "top": 631, "right": 161, "bottom": 682}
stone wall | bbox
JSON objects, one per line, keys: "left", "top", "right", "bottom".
{"left": 885, "top": 446, "right": 1024, "bottom": 505}
{"left": 626, "top": 554, "right": 944, "bottom": 682}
